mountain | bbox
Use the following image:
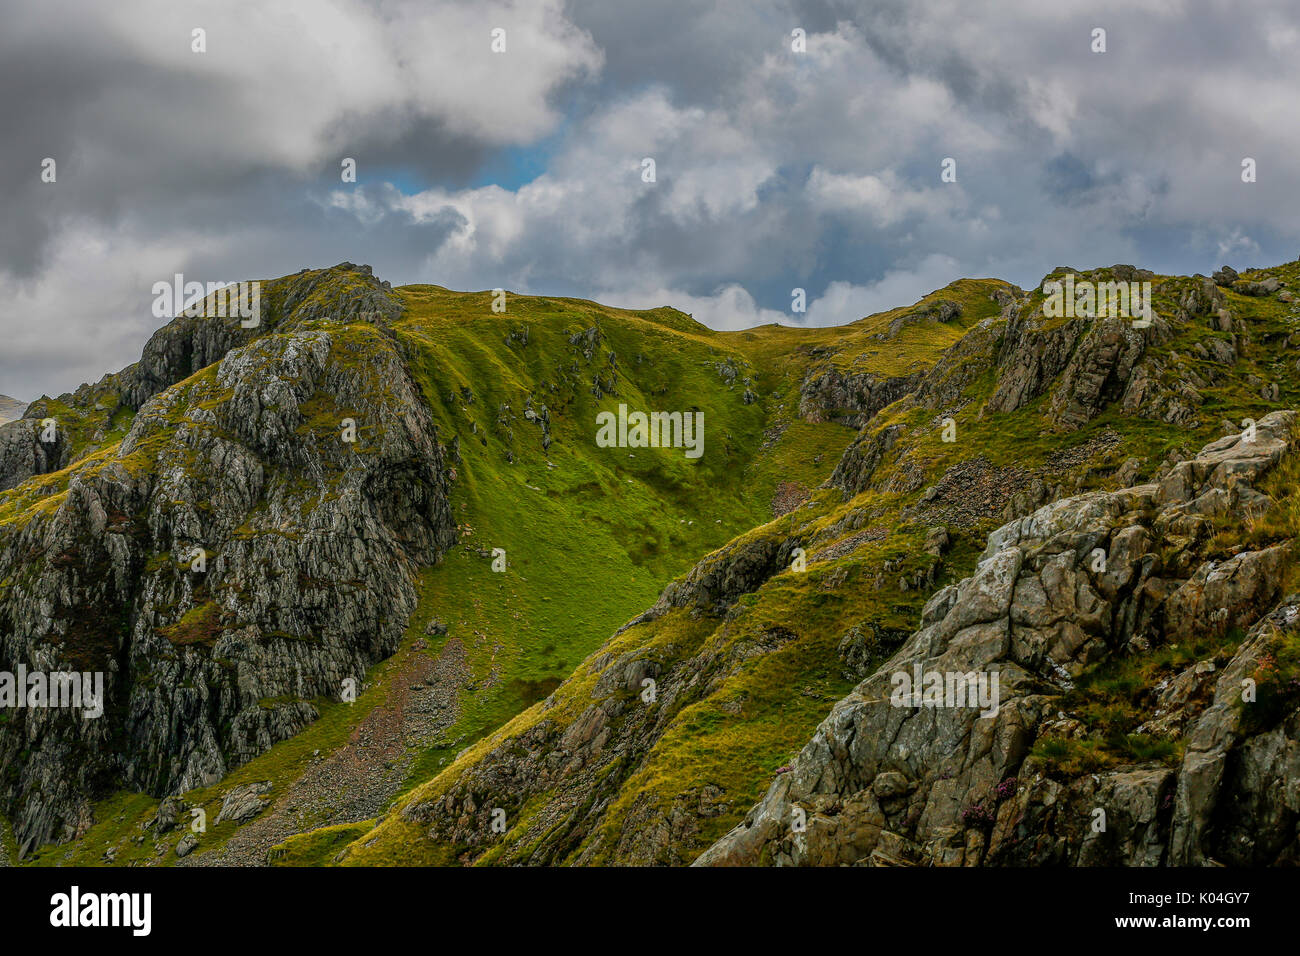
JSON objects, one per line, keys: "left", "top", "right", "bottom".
{"left": 698, "top": 414, "right": 1298, "bottom": 866}
{"left": 3, "top": 259, "right": 1298, "bottom": 867}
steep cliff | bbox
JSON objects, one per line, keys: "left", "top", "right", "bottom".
{"left": 0, "top": 265, "right": 456, "bottom": 853}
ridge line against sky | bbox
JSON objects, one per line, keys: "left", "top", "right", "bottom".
{"left": 2, "top": 0, "right": 1298, "bottom": 399}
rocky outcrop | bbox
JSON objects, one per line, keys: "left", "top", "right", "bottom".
{"left": 620, "top": 530, "right": 805, "bottom": 631}
{"left": 0, "top": 418, "right": 65, "bottom": 493}
{"left": 828, "top": 271, "right": 1260, "bottom": 504}
{"left": 828, "top": 423, "right": 905, "bottom": 498}
{"left": 0, "top": 268, "right": 453, "bottom": 854}
{"left": 123, "top": 264, "right": 403, "bottom": 410}
{"left": 985, "top": 270, "right": 1252, "bottom": 431}
{"left": 215, "top": 782, "right": 273, "bottom": 825}
{"left": 989, "top": 304, "right": 1161, "bottom": 428}
{"left": 697, "top": 412, "right": 1299, "bottom": 866}
{"left": 798, "top": 368, "right": 921, "bottom": 428}
{"left": 0, "top": 264, "right": 402, "bottom": 492}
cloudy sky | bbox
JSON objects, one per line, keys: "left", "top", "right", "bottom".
{"left": 2, "top": 0, "right": 1297, "bottom": 400}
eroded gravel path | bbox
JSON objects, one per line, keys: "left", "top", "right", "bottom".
{"left": 182, "top": 636, "right": 470, "bottom": 866}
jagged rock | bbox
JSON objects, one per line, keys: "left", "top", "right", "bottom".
{"left": 149, "top": 796, "right": 182, "bottom": 834}
{"left": 697, "top": 412, "right": 1300, "bottom": 866}
{"left": 1169, "top": 599, "right": 1300, "bottom": 865}
{"left": 0, "top": 266, "right": 455, "bottom": 851}
{"left": 799, "top": 368, "right": 922, "bottom": 427}
{"left": 829, "top": 423, "right": 904, "bottom": 497}
{"left": 0, "top": 264, "right": 405, "bottom": 493}
{"left": 1114, "top": 457, "right": 1142, "bottom": 486}
{"left": 1213, "top": 266, "right": 1239, "bottom": 286}
{"left": 1180, "top": 278, "right": 1225, "bottom": 316}
{"left": 980, "top": 273, "right": 1228, "bottom": 430}
{"left": 0, "top": 419, "right": 64, "bottom": 492}
{"left": 837, "top": 625, "right": 875, "bottom": 681}
{"left": 993, "top": 306, "right": 1159, "bottom": 426}
{"left": 215, "top": 782, "right": 272, "bottom": 825}
{"left": 1164, "top": 546, "right": 1289, "bottom": 641}
{"left": 175, "top": 833, "right": 198, "bottom": 858}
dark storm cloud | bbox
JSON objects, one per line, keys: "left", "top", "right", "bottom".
{"left": 0, "top": 2, "right": 526, "bottom": 282}
{"left": 3, "top": 0, "right": 1299, "bottom": 399}
{"left": 0, "top": 0, "right": 600, "bottom": 398}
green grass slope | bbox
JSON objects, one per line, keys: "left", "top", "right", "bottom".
{"left": 314, "top": 261, "right": 1300, "bottom": 866}
{"left": 23, "top": 259, "right": 1278, "bottom": 867}
{"left": 17, "top": 273, "right": 1005, "bottom": 865}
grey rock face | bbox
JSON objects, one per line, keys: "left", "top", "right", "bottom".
{"left": 697, "top": 412, "right": 1299, "bottom": 866}
{"left": 215, "top": 782, "right": 272, "bottom": 825}
{"left": 122, "top": 263, "right": 403, "bottom": 411}
{"left": 798, "top": 367, "right": 921, "bottom": 428}
{"left": 1212, "top": 266, "right": 1239, "bottom": 287}
{"left": 149, "top": 796, "right": 182, "bottom": 834}
{"left": 829, "top": 423, "right": 905, "bottom": 498}
{"left": 989, "top": 306, "right": 1155, "bottom": 428}
{"left": 984, "top": 274, "right": 1248, "bottom": 432}
{"left": 0, "top": 418, "right": 64, "bottom": 493}
{"left": 0, "top": 267, "right": 454, "bottom": 854}
{"left": 1168, "top": 600, "right": 1300, "bottom": 865}
{"left": 0, "top": 264, "right": 403, "bottom": 493}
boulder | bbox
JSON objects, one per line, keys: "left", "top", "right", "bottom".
{"left": 215, "top": 782, "right": 273, "bottom": 826}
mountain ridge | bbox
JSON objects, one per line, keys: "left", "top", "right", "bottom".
{"left": 3, "top": 257, "right": 1299, "bottom": 866}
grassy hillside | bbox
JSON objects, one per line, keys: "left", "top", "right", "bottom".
{"left": 16, "top": 258, "right": 1296, "bottom": 867}
{"left": 15, "top": 270, "right": 939, "bottom": 864}
{"left": 311, "top": 262, "right": 1300, "bottom": 866}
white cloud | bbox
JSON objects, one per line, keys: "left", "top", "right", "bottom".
{"left": 1216, "top": 228, "right": 1260, "bottom": 261}
{"left": 805, "top": 167, "right": 953, "bottom": 227}
{"left": 7, "top": 0, "right": 1300, "bottom": 399}
{"left": 93, "top": 0, "right": 604, "bottom": 166}
{"left": 802, "top": 255, "right": 965, "bottom": 327}
{"left": 595, "top": 282, "right": 789, "bottom": 331}
{"left": 0, "top": 223, "right": 236, "bottom": 399}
